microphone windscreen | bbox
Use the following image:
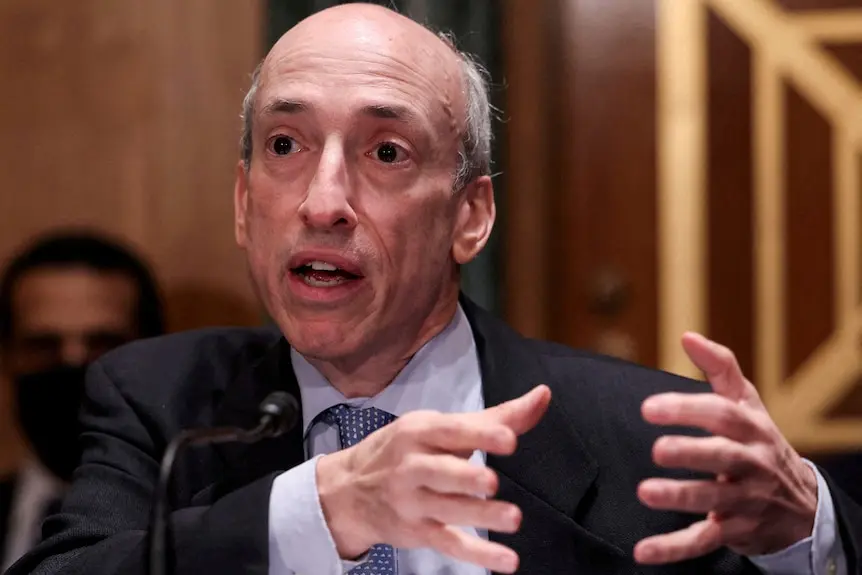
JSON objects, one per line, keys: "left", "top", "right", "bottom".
{"left": 258, "top": 391, "right": 300, "bottom": 435}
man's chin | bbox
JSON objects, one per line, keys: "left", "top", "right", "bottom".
{"left": 284, "top": 326, "right": 362, "bottom": 362}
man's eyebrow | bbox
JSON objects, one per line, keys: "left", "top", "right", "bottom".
{"left": 259, "top": 99, "right": 423, "bottom": 127}
{"left": 260, "top": 98, "right": 310, "bottom": 116}
{"left": 360, "top": 103, "right": 418, "bottom": 123}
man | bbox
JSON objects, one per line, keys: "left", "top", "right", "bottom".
{"left": 6, "top": 4, "right": 862, "bottom": 574}
{"left": 0, "top": 231, "right": 164, "bottom": 571}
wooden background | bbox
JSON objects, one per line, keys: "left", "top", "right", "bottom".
{"left": 0, "top": 0, "right": 265, "bottom": 332}
{"left": 2, "top": 0, "right": 861, "bottom": 473}
{"left": 503, "top": 0, "right": 862, "bottom": 451}
{"left": 0, "top": 0, "right": 264, "bottom": 474}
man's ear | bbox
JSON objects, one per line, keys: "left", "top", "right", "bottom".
{"left": 234, "top": 161, "right": 250, "bottom": 248}
{"left": 452, "top": 175, "right": 495, "bottom": 264}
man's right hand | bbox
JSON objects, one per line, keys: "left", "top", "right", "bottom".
{"left": 315, "top": 384, "right": 552, "bottom": 574}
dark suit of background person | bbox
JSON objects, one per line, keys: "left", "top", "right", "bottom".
{"left": 7, "top": 4, "right": 862, "bottom": 575}
{"left": 0, "top": 231, "right": 165, "bottom": 571}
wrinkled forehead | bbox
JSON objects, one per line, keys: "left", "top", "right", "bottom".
{"left": 256, "top": 25, "right": 466, "bottom": 138}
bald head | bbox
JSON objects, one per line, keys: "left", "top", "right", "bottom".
{"left": 287, "top": 3, "right": 439, "bottom": 34}
{"left": 239, "top": 3, "right": 492, "bottom": 190}
{"left": 278, "top": 3, "right": 457, "bottom": 70}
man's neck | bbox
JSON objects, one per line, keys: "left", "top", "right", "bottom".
{"left": 307, "top": 298, "right": 460, "bottom": 399}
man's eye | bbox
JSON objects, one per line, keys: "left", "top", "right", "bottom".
{"left": 374, "top": 142, "right": 406, "bottom": 164}
{"left": 270, "top": 136, "right": 300, "bottom": 156}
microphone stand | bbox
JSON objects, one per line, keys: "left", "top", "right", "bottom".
{"left": 148, "top": 392, "right": 298, "bottom": 575}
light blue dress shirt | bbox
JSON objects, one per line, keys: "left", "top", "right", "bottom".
{"left": 268, "top": 305, "right": 847, "bottom": 575}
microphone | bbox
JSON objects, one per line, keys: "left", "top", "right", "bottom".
{"left": 148, "top": 391, "right": 299, "bottom": 575}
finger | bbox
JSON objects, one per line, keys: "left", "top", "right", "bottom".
{"left": 642, "top": 393, "right": 762, "bottom": 442}
{"left": 424, "top": 522, "right": 520, "bottom": 573}
{"left": 482, "top": 384, "right": 551, "bottom": 436}
{"left": 408, "top": 453, "right": 499, "bottom": 496}
{"left": 419, "top": 490, "right": 522, "bottom": 534}
{"left": 634, "top": 518, "right": 723, "bottom": 564}
{"left": 681, "top": 332, "right": 759, "bottom": 404}
{"left": 408, "top": 413, "right": 518, "bottom": 456}
{"left": 638, "top": 478, "right": 748, "bottom": 515}
{"left": 652, "top": 435, "right": 762, "bottom": 476}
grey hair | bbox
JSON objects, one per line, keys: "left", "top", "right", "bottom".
{"left": 239, "top": 61, "right": 263, "bottom": 173}
{"left": 238, "top": 30, "right": 493, "bottom": 192}
{"left": 437, "top": 32, "right": 494, "bottom": 191}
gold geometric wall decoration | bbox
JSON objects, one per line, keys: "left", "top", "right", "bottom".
{"left": 658, "top": 0, "right": 862, "bottom": 452}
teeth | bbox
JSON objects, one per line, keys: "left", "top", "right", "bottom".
{"left": 302, "top": 275, "right": 347, "bottom": 287}
{"left": 308, "top": 260, "right": 338, "bottom": 271}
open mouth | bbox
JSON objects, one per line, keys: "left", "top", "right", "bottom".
{"left": 291, "top": 260, "right": 362, "bottom": 287}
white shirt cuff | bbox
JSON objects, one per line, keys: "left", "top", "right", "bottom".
{"left": 268, "top": 455, "right": 370, "bottom": 575}
{"left": 747, "top": 460, "right": 845, "bottom": 575}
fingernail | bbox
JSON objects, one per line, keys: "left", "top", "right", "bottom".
{"left": 508, "top": 506, "right": 522, "bottom": 530}
{"left": 498, "top": 552, "right": 518, "bottom": 573}
{"left": 636, "top": 544, "right": 656, "bottom": 563}
{"left": 638, "top": 481, "right": 653, "bottom": 498}
{"left": 485, "top": 471, "right": 498, "bottom": 496}
{"left": 653, "top": 436, "right": 672, "bottom": 455}
{"left": 642, "top": 397, "right": 661, "bottom": 416}
{"left": 645, "top": 549, "right": 658, "bottom": 563}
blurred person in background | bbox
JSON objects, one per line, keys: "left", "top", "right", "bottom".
{"left": 0, "top": 230, "right": 165, "bottom": 570}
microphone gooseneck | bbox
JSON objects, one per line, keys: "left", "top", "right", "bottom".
{"left": 148, "top": 392, "right": 299, "bottom": 575}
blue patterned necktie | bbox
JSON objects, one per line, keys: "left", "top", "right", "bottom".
{"left": 324, "top": 404, "right": 398, "bottom": 574}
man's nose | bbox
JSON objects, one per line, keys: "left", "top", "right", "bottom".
{"left": 60, "top": 337, "right": 89, "bottom": 367}
{"left": 298, "top": 143, "right": 358, "bottom": 231}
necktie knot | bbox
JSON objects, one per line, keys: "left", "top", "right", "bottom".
{"left": 323, "top": 404, "right": 396, "bottom": 449}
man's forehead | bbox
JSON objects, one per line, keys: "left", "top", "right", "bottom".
{"left": 260, "top": 38, "right": 458, "bottom": 97}
{"left": 257, "top": 8, "right": 465, "bottom": 126}
{"left": 265, "top": 8, "right": 458, "bottom": 79}
{"left": 255, "top": 57, "right": 462, "bottom": 141}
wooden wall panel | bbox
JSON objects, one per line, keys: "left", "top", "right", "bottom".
{"left": 501, "top": 0, "right": 554, "bottom": 340}
{"left": 0, "top": 0, "right": 264, "bottom": 332}
{"left": 784, "top": 85, "right": 835, "bottom": 381}
{"left": 502, "top": 0, "right": 862, "bottom": 450}
{"left": 550, "top": 0, "right": 659, "bottom": 367}
{"left": 706, "top": 11, "right": 755, "bottom": 379}
{"left": 777, "top": 0, "right": 862, "bottom": 9}
{"left": 0, "top": 0, "right": 264, "bottom": 473}
{"left": 777, "top": 0, "right": 862, "bottom": 398}
{"left": 0, "top": 2, "right": 150, "bottom": 244}
{"left": 824, "top": 45, "right": 862, "bottom": 83}
{"left": 141, "top": 0, "right": 266, "bottom": 330}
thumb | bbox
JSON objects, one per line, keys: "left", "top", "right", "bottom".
{"left": 484, "top": 384, "right": 551, "bottom": 436}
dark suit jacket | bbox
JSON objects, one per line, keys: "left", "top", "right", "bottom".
{"left": 7, "top": 298, "right": 862, "bottom": 574}
{"left": 815, "top": 453, "right": 862, "bottom": 507}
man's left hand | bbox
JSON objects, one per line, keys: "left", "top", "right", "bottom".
{"left": 634, "top": 332, "right": 818, "bottom": 564}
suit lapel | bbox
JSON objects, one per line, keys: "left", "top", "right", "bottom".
{"left": 205, "top": 337, "right": 306, "bottom": 498}
{"left": 461, "top": 296, "right": 632, "bottom": 572}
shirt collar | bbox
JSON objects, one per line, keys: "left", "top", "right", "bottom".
{"left": 291, "top": 303, "right": 480, "bottom": 437}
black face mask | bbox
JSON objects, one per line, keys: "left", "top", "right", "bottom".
{"left": 13, "top": 365, "right": 88, "bottom": 482}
